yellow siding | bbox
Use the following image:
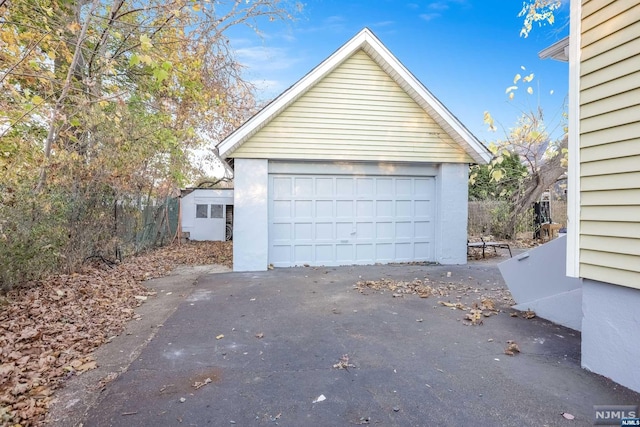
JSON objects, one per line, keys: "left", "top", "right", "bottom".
{"left": 232, "top": 50, "right": 473, "bottom": 163}
{"left": 579, "top": 0, "right": 640, "bottom": 290}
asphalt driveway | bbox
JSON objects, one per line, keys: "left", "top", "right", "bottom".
{"left": 70, "top": 260, "right": 639, "bottom": 426}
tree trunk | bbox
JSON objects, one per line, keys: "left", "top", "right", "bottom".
{"left": 506, "top": 136, "right": 568, "bottom": 238}
{"left": 36, "top": 0, "right": 100, "bottom": 191}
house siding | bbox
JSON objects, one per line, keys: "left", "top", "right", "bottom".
{"left": 579, "top": 0, "right": 640, "bottom": 289}
{"left": 231, "top": 50, "right": 474, "bottom": 163}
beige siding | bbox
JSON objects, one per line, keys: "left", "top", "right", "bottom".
{"left": 579, "top": 0, "right": 640, "bottom": 289}
{"left": 232, "top": 50, "right": 473, "bottom": 163}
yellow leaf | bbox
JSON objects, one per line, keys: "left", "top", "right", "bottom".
{"left": 67, "top": 22, "right": 81, "bottom": 33}
{"left": 527, "top": 87, "right": 533, "bottom": 94}
{"left": 140, "top": 34, "right": 153, "bottom": 50}
{"left": 522, "top": 73, "right": 535, "bottom": 83}
{"left": 216, "top": 334, "right": 224, "bottom": 340}
{"left": 32, "top": 95, "right": 43, "bottom": 104}
{"left": 140, "top": 54, "right": 153, "bottom": 65}
{"left": 513, "top": 73, "right": 521, "bottom": 84}
{"left": 509, "top": 92, "right": 515, "bottom": 100}
{"left": 192, "top": 3, "right": 201, "bottom": 11}
{"left": 505, "top": 86, "right": 518, "bottom": 94}
{"left": 491, "top": 169, "right": 504, "bottom": 182}
{"left": 483, "top": 111, "right": 496, "bottom": 132}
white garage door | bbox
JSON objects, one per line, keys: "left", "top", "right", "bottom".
{"left": 268, "top": 174, "right": 435, "bottom": 267}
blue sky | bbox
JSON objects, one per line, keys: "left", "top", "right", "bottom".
{"left": 228, "top": 0, "right": 570, "bottom": 145}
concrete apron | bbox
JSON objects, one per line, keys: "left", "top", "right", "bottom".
{"left": 498, "top": 236, "right": 582, "bottom": 332}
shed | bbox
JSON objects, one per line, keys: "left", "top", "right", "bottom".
{"left": 180, "top": 188, "right": 234, "bottom": 241}
{"left": 218, "top": 28, "right": 491, "bottom": 272}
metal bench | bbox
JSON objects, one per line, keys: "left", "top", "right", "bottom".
{"left": 467, "top": 237, "right": 512, "bottom": 258}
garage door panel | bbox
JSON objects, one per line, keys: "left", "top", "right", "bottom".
{"left": 273, "top": 200, "right": 291, "bottom": 218}
{"left": 271, "top": 245, "right": 291, "bottom": 265}
{"left": 315, "top": 222, "right": 333, "bottom": 240}
{"left": 414, "top": 178, "right": 432, "bottom": 195}
{"left": 356, "top": 244, "right": 374, "bottom": 261}
{"left": 356, "top": 200, "right": 373, "bottom": 216}
{"left": 294, "top": 245, "right": 312, "bottom": 263}
{"left": 395, "top": 243, "right": 412, "bottom": 260}
{"left": 396, "top": 179, "right": 412, "bottom": 195}
{"left": 294, "top": 177, "right": 313, "bottom": 196}
{"left": 316, "top": 200, "right": 333, "bottom": 217}
{"left": 336, "top": 178, "right": 354, "bottom": 196}
{"left": 336, "top": 244, "right": 353, "bottom": 261}
{"left": 315, "top": 245, "right": 334, "bottom": 262}
{"left": 396, "top": 200, "right": 411, "bottom": 217}
{"left": 377, "top": 178, "right": 393, "bottom": 195}
{"left": 294, "top": 200, "right": 312, "bottom": 217}
{"left": 376, "top": 222, "right": 393, "bottom": 239}
{"left": 336, "top": 222, "right": 354, "bottom": 238}
{"left": 376, "top": 243, "right": 394, "bottom": 261}
{"left": 316, "top": 178, "right": 333, "bottom": 196}
{"left": 415, "top": 221, "right": 432, "bottom": 238}
{"left": 269, "top": 174, "right": 435, "bottom": 266}
{"left": 336, "top": 200, "right": 353, "bottom": 217}
{"left": 396, "top": 221, "right": 412, "bottom": 238}
{"left": 376, "top": 200, "right": 393, "bottom": 216}
{"left": 272, "top": 223, "right": 291, "bottom": 240}
{"left": 273, "top": 177, "right": 292, "bottom": 197}
{"left": 415, "top": 200, "right": 431, "bottom": 216}
{"left": 415, "top": 242, "right": 431, "bottom": 258}
{"left": 356, "top": 222, "right": 374, "bottom": 239}
{"left": 356, "top": 178, "right": 374, "bottom": 196}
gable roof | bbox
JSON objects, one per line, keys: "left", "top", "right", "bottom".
{"left": 218, "top": 28, "right": 492, "bottom": 165}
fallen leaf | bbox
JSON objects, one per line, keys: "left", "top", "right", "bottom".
{"left": 439, "top": 301, "right": 465, "bottom": 310}
{"left": 481, "top": 298, "right": 496, "bottom": 311}
{"left": 216, "top": 334, "right": 224, "bottom": 340}
{"left": 522, "top": 310, "right": 536, "bottom": 319}
{"left": 193, "top": 377, "right": 212, "bottom": 389}
{"left": 504, "top": 342, "right": 520, "bottom": 356}
{"left": 561, "top": 412, "right": 575, "bottom": 420}
{"left": 465, "top": 309, "right": 483, "bottom": 325}
{"left": 255, "top": 333, "right": 264, "bottom": 339}
{"left": 332, "top": 354, "right": 355, "bottom": 370}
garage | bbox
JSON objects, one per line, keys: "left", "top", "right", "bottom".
{"left": 269, "top": 173, "right": 435, "bottom": 267}
{"left": 216, "top": 29, "right": 492, "bottom": 271}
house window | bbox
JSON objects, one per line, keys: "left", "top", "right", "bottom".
{"left": 196, "top": 204, "right": 208, "bottom": 218}
{"left": 210, "top": 204, "right": 223, "bottom": 219}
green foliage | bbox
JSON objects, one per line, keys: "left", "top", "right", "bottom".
{"left": 0, "top": 0, "right": 300, "bottom": 290}
{"left": 469, "top": 151, "right": 528, "bottom": 201}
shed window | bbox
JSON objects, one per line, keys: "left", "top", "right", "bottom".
{"left": 196, "top": 204, "right": 208, "bottom": 218}
{"left": 210, "top": 204, "right": 223, "bottom": 219}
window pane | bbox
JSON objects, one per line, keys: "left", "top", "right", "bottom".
{"left": 196, "top": 204, "right": 208, "bottom": 218}
{"left": 210, "top": 204, "right": 223, "bottom": 219}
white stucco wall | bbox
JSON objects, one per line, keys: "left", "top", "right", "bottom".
{"left": 233, "top": 159, "right": 269, "bottom": 271}
{"left": 581, "top": 279, "right": 640, "bottom": 393}
{"left": 436, "top": 163, "right": 469, "bottom": 264}
{"left": 180, "top": 189, "right": 233, "bottom": 241}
